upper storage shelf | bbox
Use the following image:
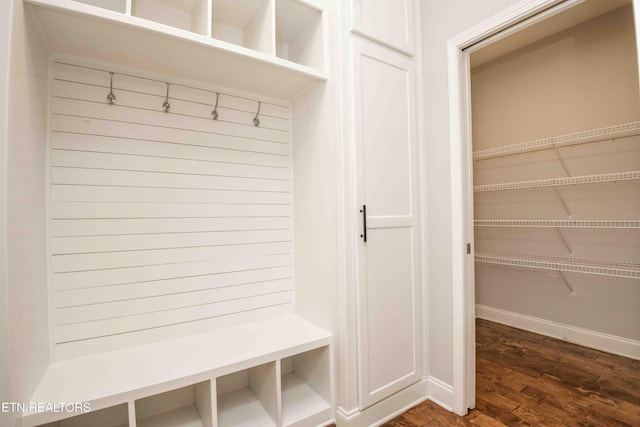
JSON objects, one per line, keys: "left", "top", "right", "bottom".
{"left": 473, "top": 121, "right": 640, "bottom": 161}
{"left": 25, "top": 0, "right": 327, "bottom": 100}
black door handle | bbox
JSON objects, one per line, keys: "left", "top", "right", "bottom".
{"left": 360, "top": 205, "right": 367, "bottom": 242}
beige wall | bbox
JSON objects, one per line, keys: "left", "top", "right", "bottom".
{"left": 472, "top": 5, "right": 640, "bottom": 149}
{"left": 471, "top": 6, "right": 640, "bottom": 341}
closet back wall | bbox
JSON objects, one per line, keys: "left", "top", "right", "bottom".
{"left": 50, "top": 62, "right": 294, "bottom": 360}
{"left": 471, "top": 5, "right": 640, "bottom": 343}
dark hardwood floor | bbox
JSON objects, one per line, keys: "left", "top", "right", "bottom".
{"left": 382, "top": 319, "right": 640, "bottom": 426}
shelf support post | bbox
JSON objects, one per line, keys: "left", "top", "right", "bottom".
{"left": 553, "top": 187, "right": 572, "bottom": 218}
{"left": 552, "top": 146, "right": 573, "bottom": 218}
{"left": 553, "top": 146, "right": 572, "bottom": 177}
{"left": 555, "top": 228, "right": 573, "bottom": 254}
{"left": 558, "top": 270, "right": 575, "bottom": 297}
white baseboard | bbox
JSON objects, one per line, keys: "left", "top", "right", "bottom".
{"left": 476, "top": 304, "right": 640, "bottom": 360}
{"left": 336, "top": 378, "right": 429, "bottom": 427}
{"left": 426, "top": 376, "right": 453, "bottom": 410}
{"left": 335, "top": 376, "right": 455, "bottom": 427}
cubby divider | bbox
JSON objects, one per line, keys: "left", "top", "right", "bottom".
{"left": 280, "top": 346, "right": 331, "bottom": 427}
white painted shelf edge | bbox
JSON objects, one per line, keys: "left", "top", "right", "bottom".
{"left": 474, "top": 170, "right": 640, "bottom": 192}
{"left": 476, "top": 253, "right": 640, "bottom": 279}
{"left": 474, "top": 219, "right": 640, "bottom": 228}
{"left": 24, "top": 0, "right": 328, "bottom": 100}
{"left": 22, "top": 315, "right": 331, "bottom": 427}
{"left": 473, "top": 121, "right": 640, "bottom": 160}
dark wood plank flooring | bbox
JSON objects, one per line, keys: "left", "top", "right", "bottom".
{"left": 382, "top": 319, "right": 640, "bottom": 426}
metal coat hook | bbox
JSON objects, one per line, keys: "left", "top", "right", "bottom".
{"left": 106, "top": 72, "right": 116, "bottom": 105}
{"left": 162, "top": 83, "right": 171, "bottom": 113}
{"left": 253, "top": 101, "right": 261, "bottom": 127}
{"left": 212, "top": 92, "right": 220, "bottom": 120}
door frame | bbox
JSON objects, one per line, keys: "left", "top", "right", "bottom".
{"left": 443, "top": 0, "right": 619, "bottom": 415}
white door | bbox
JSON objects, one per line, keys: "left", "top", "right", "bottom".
{"left": 353, "top": 38, "right": 422, "bottom": 409}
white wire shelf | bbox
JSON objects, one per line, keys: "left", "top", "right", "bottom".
{"left": 474, "top": 171, "right": 640, "bottom": 192}
{"left": 474, "top": 220, "right": 640, "bottom": 228}
{"left": 475, "top": 253, "right": 640, "bottom": 279}
{"left": 473, "top": 121, "right": 640, "bottom": 160}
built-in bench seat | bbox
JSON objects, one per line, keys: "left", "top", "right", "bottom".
{"left": 23, "top": 315, "right": 332, "bottom": 427}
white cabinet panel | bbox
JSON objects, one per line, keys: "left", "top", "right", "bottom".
{"left": 363, "top": 227, "right": 417, "bottom": 393}
{"left": 351, "top": 0, "right": 415, "bottom": 55}
{"left": 360, "top": 54, "right": 412, "bottom": 216}
{"left": 353, "top": 38, "right": 421, "bottom": 409}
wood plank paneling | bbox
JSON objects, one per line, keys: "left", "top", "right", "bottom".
{"left": 50, "top": 254, "right": 293, "bottom": 291}
{"left": 53, "top": 62, "right": 290, "bottom": 119}
{"left": 51, "top": 167, "right": 291, "bottom": 192}
{"left": 51, "top": 217, "right": 292, "bottom": 236}
{"left": 51, "top": 149, "right": 289, "bottom": 180}
{"left": 54, "top": 291, "right": 293, "bottom": 343}
{"left": 49, "top": 62, "right": 293, "bottom": 359}
{"left": 52, "top": 97, "right": 289, "bottom": 143}
{"left": 53, "top": 267, "right": 293, "bottom": 306}
{"left": 53, "top": 280, "right": 293, "bottom": 326}
{"left": 51, "top": 115, "right": 290, "bottom": 155}
{"left": 51, "top": 132, "right": 290, "bottom": 167}
{"left": 52, "top": 229, "right": 292, "bottom": 254}
{"left": 52, "top": 185, "right": 290, "bottom": 204}
{"left": 51, "top": 150, "right": 289, "bottom": 179}
{"left": 54, "top": 304, "right": 292, "bottom": 360}
{"left": 51, "top": 242, "right": 292, "bottom": 273}
{"left": 52, "top": 79, "right": 291, "bottom": 131}
{"left": 51, "top": 202, "right": 291, "bottom": 219}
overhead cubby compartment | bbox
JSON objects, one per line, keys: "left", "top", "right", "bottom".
{"left": 135, "top": 382, "right": 213, "bottom": 427}
{"left": 280, "top": 346, "right": 331, "bottom": 427}
{"left": 132, "top": 0, "right": 209, "bottom": 36}
{"left": 25, "top": 0, "right": 327, "bottom": 99}
{"left": 216, "top": 363, "right": 278, "bottom": 427}
{"left": 35, "top": 403, "right": 129, "bottom": 427}
{"left": 212, "top": 0, "right": 273, "bottom": 54}
{"left": 275, "top": 0, "right": 324, "bottom": 69}
{"left": 71, "top": 0, "right": 126, "bottom": 12}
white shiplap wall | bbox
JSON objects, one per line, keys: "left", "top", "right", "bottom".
{"left": 49, "top": 62, "right": 294, "bottom": 360}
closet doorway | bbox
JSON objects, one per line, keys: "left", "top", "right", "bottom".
{"left": 448, "top": 0, "right": 640, "bottom": 416}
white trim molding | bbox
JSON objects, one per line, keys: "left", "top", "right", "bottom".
{"left": 446, "top": 0, "right": 581, "bottom": 416}
{"left": 426, "top": 376, "right": 454, "bottom": 411}
{"left": 336, "top": 378, "right": 429, "bottom": 427}
{"left": 634, "top": 0, "right": 640, "bottom": 85}
{"left": 477, "top": 305, "right": 640, "bottom": 361}
{"left": 335, "top": 376, "right": 454, "bottom": 426}
{"left": 350, "top": 0, "right": 415, "bottom": 55}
